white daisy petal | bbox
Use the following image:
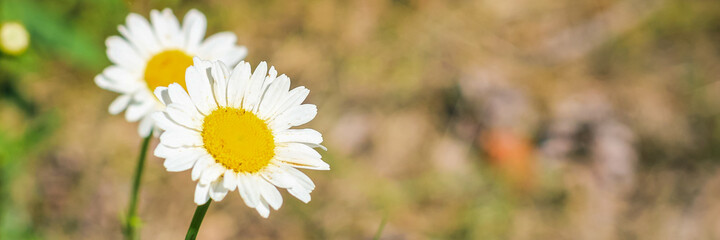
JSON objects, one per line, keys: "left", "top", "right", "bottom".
{"left": 153, "top": 86, "right": 171, "bottom": 105}
{"left": 192, "top": 155, "right": 215, "bottom": 181}
{"left": 164, "top": 148, "right": 204, "bottom": 172}
{"left": 278, "top": 142, "right": 321, "bottom": 158}
{"left": 95, "top": 73, "right": 137, "bottom": 94}
{"left": 137, "top": 115, "right": 154, "bottom": 137}
{"left": 149, "top": 9, "right": 168, "bottom": 46}
{"left": 108, "top": 94, "right": 132, "bottom": 115}
{"left": 257, "top": 179, "right": 283, "bottom": 210}
{"left": 209, "top": 180, "right": 229, "bottom": 201}
{"left": 167, "top": 83, "right": 200, "bottom": 115}
{"left": 288, "top": 187, "right": 311, "bottom": 203}
{"left": 278, "top": 159, "right": 329, "bottom": 171}
{"left": 181, "top": 9, "right": 207, "bottom": 53}
{"left": 159, "top": 128, "right": 202, "bottom": 147}
{"left": 235, "top": 177, "right": 254, "bottom": 207}
{"left": 275, "top": 143, "right": 329, "bottom": 170}
{"left": 282, "top": 165, "right": 316, "bottom": 191}
{"left": 226, "top": 61, "right": 252, "bottom": 108}
{"left": 200, "top": 163, "right": 225, "bottom": 185}
{"left": 165, "top": 104, "right": 203, "bottom": 130}
{"left": 267, "top": 86, "right": 310, "bottom": 121}
{"left": 125, "top": 97, "right": 155, "bottom": 122}
{"left": 94, "top": 75, "right": 122, "bottom": 93}
{"left": 260, "top": 164, "right": 296, "bottom": 189}
{"left": 158, "top": 144, "right": 204, "bottom": 158}
{"left": 105, "top": 36, "right": 144, "bottom": 71}
{"left": 222, "top": 170, "right": 238, "bottom": 191}
{"left": 194, "top": 183, "right": 211, "bottom": 205}
{"left": 241, "top": 61, "right": 268, "bottom": 111}
{"left": 154, "top": 144, "right": 173, "bottom": 158}
{"left": 185, "top": 61, "right": 218, "bottom": 115}
{"left": 274, "top": 129, "right": 323, "bottom": 145}
{"left": 270, "top": 104, "right": 317, "bottom": 131}
{"left": 255, "top": 198, "right": 271, "bottom": 218}
{"left": 198, "top": 32, "right": 237, "bottom": 57}
{"left": 153, "top": 111, "right": 190, "bottom": 133}
{"left": 266, "top": 67, "right": 278, "bottom": 85}
{"left": 217, "top": 46, "right": 248, "bottom": 68}
{"left": 257, "top": 75, "right": 290, "bottom": 119}
{"left": 219, "top": 60, "right": 231, "bottom": 77}
{"left": 103, "top": 66, "right": 142, "bottom": 91}
{"left": 237, "top": 174, "right": 261, "bottom": 208}
{"left": 117, "top": 25, "right": 148, "bottom": 58}
{"left": 253, "top": 66, "right": 278, "bottom": 113}
{"left": 150, "top": 9, "right": 182, "bottom": 48}
{"left": 304, "top": 143, "right": 328, "bottom": 151}
{"left": 246, "top": 175, "right": 266, "bottom": 205}
{"left": 210, "top": 61, "right": 230, "bottom": 107}
{"left": 162, "top": 9, "right": 184, "bottom": 46}
{"left": 125, "top": 13, "right": 161, "bottom": 55}
{"left": 103, "top": 65, "right": 139, "bottom": 82}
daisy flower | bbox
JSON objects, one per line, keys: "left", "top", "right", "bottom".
{"left": 0, "top": 21, "right": 30, "bottom": 56}
{"left": 153, "top": 58, "right": 329, "bottom": 217}
{"left": 94, "top": 9, "right": 247, "bottom": 136}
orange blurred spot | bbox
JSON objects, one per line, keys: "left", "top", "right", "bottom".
{"left": 480, "top": 128, "right": 536, "bottom": 191}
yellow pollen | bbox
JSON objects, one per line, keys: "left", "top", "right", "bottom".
{"left": 201, "top": 107, "right": 276, "bottom": 173}
{"left": 144, "top": 50, "right": 193, "bottom": 92}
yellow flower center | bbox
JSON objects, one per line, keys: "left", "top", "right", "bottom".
{"left": 144, "top": 50, "right": 194, "bottom": 93}
{"left": 201, "top": 107, "right": 276, "bottom": 173}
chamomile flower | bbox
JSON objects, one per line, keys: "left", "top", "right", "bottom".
{"left": 153, "top": 58, "right": 329, "bottom": 217}
{"left": 95, "top": 9, "right": 247, "bottom": 136}
{"left": 0, "top": 21, "right": 30, "bottom": 56}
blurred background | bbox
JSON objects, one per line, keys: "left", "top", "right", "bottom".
{"left": 1, "top": 0, "right": 720, "bottom": 239}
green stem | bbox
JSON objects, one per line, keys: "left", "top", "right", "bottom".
{"left": 373, "top": 214, "right": 388, "bottom": 240}
{"left": 185, "top": 201, "right": 212, "bottom": 240}
{"left": 124, "top": 132, "right": 152, "bottom": 240}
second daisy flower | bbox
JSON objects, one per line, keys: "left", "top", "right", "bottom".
{"left": 95, "top": 9, "right": 247, "bottom": 136}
